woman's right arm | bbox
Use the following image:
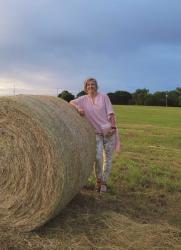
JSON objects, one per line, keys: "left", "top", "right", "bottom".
{"left": 69, "top": 100, "right": 85, "bottom": 116}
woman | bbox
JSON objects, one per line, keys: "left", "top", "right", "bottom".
{"left": 70, "top": 78, "right": 120, "bottom": 193}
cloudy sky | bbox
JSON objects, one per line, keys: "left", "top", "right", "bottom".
{"left": 0, "top": 0, "right": 181, "bottom": 95}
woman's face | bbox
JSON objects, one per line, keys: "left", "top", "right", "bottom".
{"left": 86, "top": 81, "right": 97, "bottom": 95}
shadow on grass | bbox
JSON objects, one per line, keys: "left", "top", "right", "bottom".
{"left": 2, "top": 188, "right": 179, "bottom": 250}
{"left": 38, "top": 186, "right": 181, "bottom": 237}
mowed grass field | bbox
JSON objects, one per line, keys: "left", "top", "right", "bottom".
{"left": 1, "top": 105, "right": 181, "bottom": 250}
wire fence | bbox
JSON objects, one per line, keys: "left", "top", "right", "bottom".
{"left": 0, "top": 88, "right": 62, "bottom": 96}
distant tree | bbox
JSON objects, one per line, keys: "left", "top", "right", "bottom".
{"left": 108, "top": 91, "right": 132, "bottom": 104}
{"left": 58, "top": 90, "right": 75, "bottom": 102}
{"left": 167, "top": 90, "right": 179, "bottom": 107}
{"left": 152, "top": 91, "right": 166, "bottom": 106}
{"left": 175, "top": 88, "right": 181, "bottom": 107}
{"left": 151, "top": 90, "right": 180, "bottom": 107}
{"left": 132, "top": 89, "right": 149, "bottom": 105}
{"left": 167, "top": 91, "right": 178, "bottom": 107}
{"left": 144, "top": 94, "right": 157, "bottom": 106}
{"left": 76, "top": 90, "right": 86, "bottom": 98}
{"left": 115, "top": 91, "right": 132, "bottom": 105}
{"left": 107, "top": 92, "right": 117, "bottom": 104}
{"left": 176, "top": 87, "right": 181, "bottom": 93}
{"left": 178, "top": 96, "right": 181, "bottom": 107}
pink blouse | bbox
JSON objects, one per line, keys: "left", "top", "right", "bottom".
{"left": 71, "top": 93, "right": 113, "bottom": 134}
{"left": 71, "top": 93, "right": 121, "bottom": 153}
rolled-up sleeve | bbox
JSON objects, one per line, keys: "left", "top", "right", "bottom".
{"left": 70, "top": 96, "right": 83, "bottom": 109}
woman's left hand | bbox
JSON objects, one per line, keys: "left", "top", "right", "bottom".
{"left": 106, "top": 128, "right": 116, "bottom": 137}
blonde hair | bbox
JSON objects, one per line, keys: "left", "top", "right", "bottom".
{"left": 84, "top": 78, "right": 98, "bottom": 93}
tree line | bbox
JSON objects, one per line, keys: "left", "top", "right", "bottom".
{"left": 58, "top": 88, "right": 181, "bottom": 107}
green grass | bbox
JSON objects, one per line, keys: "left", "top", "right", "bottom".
{"left": 83, "top": 105, "right": 181, "bottom": 248}
{"left": 1, "top": 105, "right": 181, "bottom": 249}
{"left": 114, "top": 105, "right": 181, "bottom": 128}
{"left": 112, "top": 105, "right": 181, "bottom": 192}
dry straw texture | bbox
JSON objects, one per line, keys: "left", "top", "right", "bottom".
{"left": 0, "top": 95, "right": 96, "bottom": 232}
{"left": 0, "top": 212, "right": 180, "bottom": 250}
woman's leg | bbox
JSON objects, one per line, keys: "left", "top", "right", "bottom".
{"left": 94, "top": 134, "right": 104, "bottom": 181}
{"left": 102, "top": 134, "right": 115, "bottom": 183}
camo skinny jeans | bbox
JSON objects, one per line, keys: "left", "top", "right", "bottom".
{"left": 95, "top": 133, "right": 115, "bottom": 183}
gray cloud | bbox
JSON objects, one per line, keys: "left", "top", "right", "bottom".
{"left": 0, "top": 0, "right": 181, "bottom": 94}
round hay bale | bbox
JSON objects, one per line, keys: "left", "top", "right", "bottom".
{"left": 0, "top": 95, "right": 96, "bottom": 232}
